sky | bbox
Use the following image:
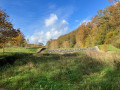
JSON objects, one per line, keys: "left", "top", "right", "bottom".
{"left": 0, "top": 0, "right": 112, "bottom": 44}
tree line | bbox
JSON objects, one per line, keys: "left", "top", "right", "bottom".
{"left": 46, "top": 1, "right": 120, "bottom": 49}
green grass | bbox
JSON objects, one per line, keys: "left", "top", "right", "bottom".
{"left": 98, "top": 44, "right": 120, "bottom": 52}
{"left": 0, "top": 47, "right": 39, "bottom": 53}
{"left": 0, "top": 48, "right": 120, "bottom": 90}
{"left": 0, "top": 47, "right": 40, "bottom": 59}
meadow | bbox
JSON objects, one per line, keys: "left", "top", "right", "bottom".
{"left": 0, "top": 47, "right": 120, "bottom": 90}
{"left": 98, "top": 44, "right": 120, "bottom": 52}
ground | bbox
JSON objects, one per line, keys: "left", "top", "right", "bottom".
{"left": 0, "top": 47, "right": 120, "bottom": 89}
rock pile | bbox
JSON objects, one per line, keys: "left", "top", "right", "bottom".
{"left": 48, "top": 48, "right": 97, "bottom": 53}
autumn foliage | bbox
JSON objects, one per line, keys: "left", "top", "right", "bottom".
{"left": 46, "top": 1, "right": 120, "bottom": 49}
{"left": 0, "top": 8, "right": 25, "bottom": 50}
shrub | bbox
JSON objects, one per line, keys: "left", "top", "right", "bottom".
{"left": 102, "top": 44, "right": 108, "bottom": 52}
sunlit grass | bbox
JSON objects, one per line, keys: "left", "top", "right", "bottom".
{"left": 0, "top": 47, "right": 40, "bottom": 53}
{"left": 0, "top": 50, "right": 120, "bottom": 89}
{"left": 98, "top": 44, "right": 120, "bottom": 52}
{"left": 0, "top": 47, "right": 40, "bottom": 59}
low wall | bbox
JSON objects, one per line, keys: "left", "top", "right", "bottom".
{"left": 48, "top": 48, "right": 97, "bottom": 53}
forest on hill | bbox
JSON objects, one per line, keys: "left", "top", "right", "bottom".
{"left": 46, "top": 1, "right": 120, "bottom": 49}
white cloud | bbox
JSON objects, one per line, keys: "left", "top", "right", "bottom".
{"left": 45, "top": 14, "right": 58, "bottom": 27}
{"left": 61, "top": 20, "right": 68, "bottom": 24}
{"left": 29, "top": 14, "right": 69, "bottom": 44}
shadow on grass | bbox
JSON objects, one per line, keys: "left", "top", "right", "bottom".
{"left": 0, "top": 52, "right": 103, "bottom": 70}
{"left": 0, "top": 52, "right": 120, "bottom": 89}
{"left": 0, "top": 53, "right": 31, "bottom": 67}
{"left": 0, "top": 52, "right": 62, "bottom": 67}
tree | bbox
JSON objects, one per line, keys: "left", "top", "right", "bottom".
{"left": 0, "top": 8, "right": 18, "bottom": 54}
{"left": 108, "top": 0, "right": 119, "bottom": 3}
{"left": 12, "top": 28, "right": 25, "bottom": 47}
{"left": 46, "top": 1, "right": 120, "bottom": 49}
{"left": 38, "top": 43, "right": 44, "bottom": 47}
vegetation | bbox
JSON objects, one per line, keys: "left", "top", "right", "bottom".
{"left": 0, "top": 47, "right": 39, "bottom": 60}
{"left": 0, "top": 48, "right": 120, "bottom": 89}
{"left": 0, "top": 0, "right": 120, "bottom": 89}
{"left": 0, "top": 8, "right": 26, "bottom": 54}
{"left": 46, "top": 1, "right": 120, "bottom": 49}
{"left": 98, "top": 44, "right": 120, "bottom": 52}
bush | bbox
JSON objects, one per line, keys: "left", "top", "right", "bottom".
{"left": 112, "top": 35, "right": 120, "bottom": 49}
{"left": 102, "top": 44, "right": 108, "bottom": 52}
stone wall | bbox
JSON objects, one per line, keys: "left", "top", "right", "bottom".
{"left": 48, "top": 48, "right": 97, "bottom": 53}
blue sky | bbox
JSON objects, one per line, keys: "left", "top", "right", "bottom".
{"left": 0, "top": 0, "right": 112, "bottom": 44}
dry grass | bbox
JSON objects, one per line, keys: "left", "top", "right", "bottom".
{"left": 86, "top": 51, "right": 120, "bottom": 65}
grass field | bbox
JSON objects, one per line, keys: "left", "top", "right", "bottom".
{"left": 0, "top": 47, "right": 39, "bottom": 53}
{"left": 0, "top": 47, "right": 39, "bottom": 59}
{"left": 98, "top": 44, "right": 120, "bottom": 52}
{"left": 0, "top": 47, "right": 120, "bottom": 89}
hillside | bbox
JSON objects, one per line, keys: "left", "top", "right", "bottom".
{"left": 46, "top": 1, "right": 120, "bottom": 49}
